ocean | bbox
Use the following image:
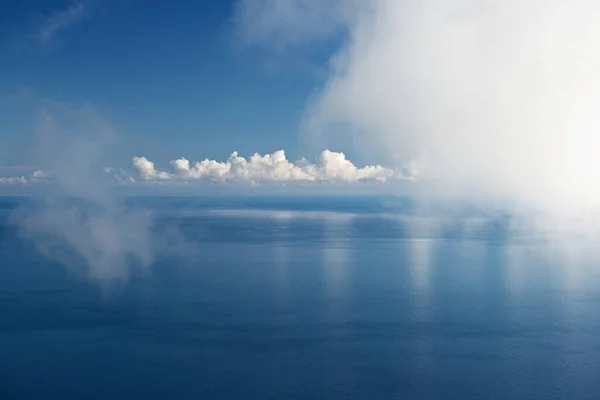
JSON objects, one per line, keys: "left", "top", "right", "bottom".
{"left": 1, "top": 196, "right": 600, "bottom": 399}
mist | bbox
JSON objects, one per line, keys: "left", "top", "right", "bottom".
{"left": 238, "top": 0, "right": 600, "bottom": 234}
{"left": 8, "top": 100, "right": 166, "bottom": 286}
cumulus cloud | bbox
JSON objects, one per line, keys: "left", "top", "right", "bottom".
{"left": 317, "top": 150, "right": 394, "bottom": 181}
{"left": 0, "top": 170, "right": 50, "bottom": 185}
{"left": 133, "top": 149, "right": 410, "bottom": 184}
{"left": 32, "top": 170, "right": 46, "bottom": 179}
{"left": 236, "top": 0, "right": 600, "bottom": 219}
{"left": 132, "top": 157, "right": 171, "bottom": 180}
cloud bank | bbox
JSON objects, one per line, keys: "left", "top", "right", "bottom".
{"left": 132, "top": 149, "right": 413, "bottom": 184}
{"left": 0, "top": 150, "right": 412, "bottom": 187}
{"left": 0, "top": 170, "right": 48, "bottom": 185}
{"left": 0, "top": 176, "right": 28, "bottom": 185}
{"left": 236, "top": 0, "right": 600, "bottom": 219}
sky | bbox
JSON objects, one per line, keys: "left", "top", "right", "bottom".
{"left": 3, "top": 0, "right": 600, "bottom": 223}
{"left": 6, "top": 0, "right": 600, "bottom": 279}
{"left": 1, "top": 0, "right": 387, "bottom": 192}
{"left": 5, "top": 0, "right": 600, "bottom": 285}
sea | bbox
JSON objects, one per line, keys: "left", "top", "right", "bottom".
{"left": 1, "top": 196, "right": 600, "bottom": 399}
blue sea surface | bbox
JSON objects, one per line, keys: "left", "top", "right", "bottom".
{"left": 1, "top": 196, "right": 600, "bottom": 399}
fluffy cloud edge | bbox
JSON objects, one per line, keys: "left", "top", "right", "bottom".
{"left": 132, "top": 149, "right": 417, "bottom": 184}
{"left": 0, "top": 150, "right": 417, "bottom": 188}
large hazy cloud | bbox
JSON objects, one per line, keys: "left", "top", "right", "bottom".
{"left": 9, "top": 100, "right": 160, "bottom": 285}
{"left": 132, "top": 149, "right": 411, "bottom": 183}
{"left": 236, "top": 0, "right": 600, "bottom": 217}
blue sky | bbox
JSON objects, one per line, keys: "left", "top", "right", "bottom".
{"left": 0, "top": 1, "right": 596, "bottom": 232}
{"left": 0, "top": 0, "right": 341, "bottom": 171}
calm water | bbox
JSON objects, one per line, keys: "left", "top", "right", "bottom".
{"left": 2, "top": 197, "right": 600, "bottom": 399}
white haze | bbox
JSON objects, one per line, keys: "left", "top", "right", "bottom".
{"left": 9, "top": 101, "right": 160, "bottom": 286}
{"left": 236, "top": 0, "right": 600, "bottom": 239}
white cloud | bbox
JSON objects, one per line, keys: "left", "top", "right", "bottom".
{"left": 32, "top": 170, "right": 46, "bottom": 179}
{"left": 9, "top": 100, "right": 166, "bottom": 285}
{"left": 237, "top": 0, "right": 600, "bottom": 217}
{"left": 0, "top": 176, "right": 28, "bottom": 185}
{"left": 132, "top": 156, "right": 171, "bottom": 180}
{"left": 133, "top": 149, "right": 410, "bottom": 184}
{"left": 38, "top": 1, "right": 92, "bottom": 44}
{"left": 317, "top": 150, "right": 394, "bottom": 181}
{"left": 0, "top": 169, "right": 51, "bottom": 185}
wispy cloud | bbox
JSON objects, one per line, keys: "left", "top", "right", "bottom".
{"left": 38, "top": 1, "right": 93, "bottom": 45}
{"left": 233, "top": 0, "right": 364, "bottom": 50}
{"left": 8, "top": 99, "right": 173, "bottom": 286}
